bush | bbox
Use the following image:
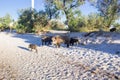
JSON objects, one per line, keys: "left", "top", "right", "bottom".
{"left": 16, "top": 24, "right": 27, "bottom": 34}
{"left": 0, "top": 23, "right": 3, "bottom": 31}
{"left": 45, "top": 20, "right": 67, "bottom": 31}
{"left": 0, "top": 23, "right": 10, "bottom": 31}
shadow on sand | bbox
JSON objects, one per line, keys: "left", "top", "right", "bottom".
{"left": 11, "top": 33, "right": 41, "bottom": 51}
{"left": 78, "top": 43, "right": 120, "bottom": 54}
{"left": 69, "top": 32, "right": 120, "bottom": 56}
{"left": 12, "top": 33, "right": 41, "bottom": 46}
{"left": 11, "top": 31, "right": 120, "bottom": 56}
{"left": 18, "top": 46, "right": 30, "bottom": 51}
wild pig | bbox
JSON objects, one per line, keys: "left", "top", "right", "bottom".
{"left": 41, "top": 35, "right": 52, "bottom": 45}
{"left": 52, "top": 35, "right": 70, "bottom": 48}
{"left": 28, "top": 44, "right": 38, "bottom": 53}
{"left": 70, "top": 37, "right": 79, "bottom": 46}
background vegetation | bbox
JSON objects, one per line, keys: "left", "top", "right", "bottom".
{"left": 0, "top": 0, "right": 120, "bottom": 33}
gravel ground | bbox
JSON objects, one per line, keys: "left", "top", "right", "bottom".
{"left": 0, "top": 31, "right": 120, "bottom": 80}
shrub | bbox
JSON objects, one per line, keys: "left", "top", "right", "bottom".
{"left": 16, "top": 24, "right": 27, "bottom": 34}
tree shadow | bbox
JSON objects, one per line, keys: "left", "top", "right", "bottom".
{"left": 11, "top": 31, "right": 120, "bottom": 56}
{"left": 12, "top": 33, "right": 41, "bottom": 46}
{"left": 76, "top": 42, "right": 120, "bottom": 56}
{"left": 73, "top": 31, "right": 120, "bottom": 56}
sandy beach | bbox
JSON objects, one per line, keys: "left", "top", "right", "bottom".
{"left": 0, "top": 31, "right": 120, "bottom": 80}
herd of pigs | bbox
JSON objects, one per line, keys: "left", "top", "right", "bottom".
{"left": 28, "top": 31, "right": 112, "bottom": 53}
{"left": 41, "top": 34, "right": 80, "bottom": 48}
{"left": 29, "top": 32, "right": 82, "bottom": 53}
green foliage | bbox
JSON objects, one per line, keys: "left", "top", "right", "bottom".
{"left": 86, "top": 13, "right": 103, "bottom": 31}
{"left": 66, "top": 10, "right": 85, "bottom": 32}
{"left": 33, "top": 11, "right": 48, "bottom": 33}
{"left": 44, "top": 0, "right": 59, "bottom": 19}
{"left": 16, "top": 24, "right": 27, "bottom": 34}
{"left": 0, "top": 14, "right": 12, "bottom": 30}
{"left": 79, "top": 27, "right": 91, "bottom": 32}
{"left": 0, "top": 23, "right": 3, "bottom": 31}
{"left": 53, "top": 0, "right": 85, "bottom": 26}
{"left": 15, "top": 0, "right": 120, "bottom": 33}
{"left": 17, "top": 8, "right": 49, "bottom": 33}
{"left": 17, "top": 8, "right": 37, "bottom": 33}
{"left": 68, "top": 17, "right": 83, "bottom": 32}
{"left": 47, "top": 20, "right": 67, "bottom": 30}
{"left": 91, "top": 0, "right": 120, "bottom": 27}
{"left": 114, "top": 22, "right": 120, "bottom": 32}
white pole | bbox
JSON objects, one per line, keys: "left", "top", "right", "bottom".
{"left": 31, "top": 0, "right": 34, "bottom": 20}
{"left": 31, "top": 0, "right": 34, "bottom": 10}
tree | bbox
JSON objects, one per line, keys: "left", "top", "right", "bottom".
{"left": 68, "top": 10, "right": 85, "bottom": 31}
{"left": 46, "top": 19, "right": 67, "bottom": 30}
{"left": 33, "top": 10, "right": 48, "bottom": 33}
{"left": 53, "top": 0, "right": 85, "bottom": 28}
{"left": 91, "top": 0, "right": 120, "bottom": 28}
{"left": 86, "top": 13, "right": 106, "bottom": 31}
{"left": 17, "top": 8, "right": 37, "bottom": 33}
{"left": 44, "top": 0, "right": 59, "bottom": 20}
{"left": 0, "top": 14, "right": 12, "bottom": 31}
